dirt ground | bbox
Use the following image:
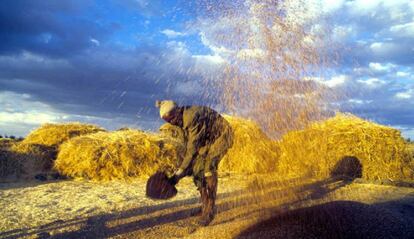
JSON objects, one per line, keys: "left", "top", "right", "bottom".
{"left": 1, "top": 174, "right": 413, "bottom": 239}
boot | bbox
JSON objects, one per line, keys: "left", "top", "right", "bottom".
{"left": 198, "top": 173, "right": 218, "bottom": 226}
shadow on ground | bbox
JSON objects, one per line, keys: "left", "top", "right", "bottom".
{"left": 236, "top": 199, "right": 414, "bottom": 239}
{"left": 2, "top": 176, "right": 413, "bottom": 239}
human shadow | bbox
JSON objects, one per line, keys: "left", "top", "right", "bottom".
{"left": 236, "top": 199, "right": 414, "bottom": 239}
{"left": 1, "top": 176, "right": 352, "bottom": 239}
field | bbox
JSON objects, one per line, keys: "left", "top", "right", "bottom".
{"left": 1, "top": 174, "right": 413, "bottom": 238}
{"left": 1, "top": 119, "right": 414, "bottom": 239}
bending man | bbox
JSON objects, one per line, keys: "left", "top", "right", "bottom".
{"left": 156, "top": 100, "right": 233, "bottom": 226}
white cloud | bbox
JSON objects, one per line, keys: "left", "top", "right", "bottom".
{"left": 348, "top": 99, "right": 373, "bottom": 104}
{"left": 161, "top": 29, "right": 186, "bottom": 38}
{"left": 390, "top": 22, "right": 414, "bottom": 38}
{"left": 305, "top": 75, "right": 347, "bottom": 88}
{"left": 357, "top": 78, "right": 386, "bottom": 87}
{"left": 332, "top": 25, "right": 356, "bottom": 42}
{"left": 396, "top": 71, "right": 410, "bottom": 77}
{"left": 369, "top": 42, "right": 403, "bottom": 57}
{"left": 199, "top": 32, "right": 232, "bottom": 56}
{"left": 395, "top": 89, "right": 413, "bottom": 99}
{"left": 193, "top": 54, "right": 225, "bottom": 65}
{"left": 324, "top": 75, "right": 348, "bottom": 88}
{"left": 90, "top": 38, "right": 100, "bottom": 46}
{"left": 369, "top": 62, "right": 395, "bottom": 72}
{"left": 321, "top": 0, "right": 345, "bottom": 13}
{"left": 0, "top": 91, "right": 69, "bottom": 136}
{"left": 346, "top": 0, "right": 381, "bottom": 15}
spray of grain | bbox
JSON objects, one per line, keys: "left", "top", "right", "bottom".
{"left": 189, "top": 0, "right": 346, "bottom": 230}
{"left": 194, "top": 0, "right": 342, "bottom": 138}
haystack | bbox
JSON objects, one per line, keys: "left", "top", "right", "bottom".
{"left": 159, "top": 123, "right": 185, "bottom": 143}
{"left": 220, "top": 115, "right": 279, "bottom": 174}
{"left": 278, "top": 113, "right": 411, "bottom": 181}
{"left": 16, "top": 122, "right": 105, "bottom": 148}
{"left": 54, "top": 129, "right": 185, "bottom": 181}
{"left": 6, "top": 123, "right": 105, "bottom": 179}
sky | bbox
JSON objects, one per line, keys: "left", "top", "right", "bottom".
{"left": 0, "top": 0, "right": 413, "bottom": 139}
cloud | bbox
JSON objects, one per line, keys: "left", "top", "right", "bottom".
{"left": 390, "top": 22, "right": 414, "bottom": 38}
{"left": 396, "top": 71, "right": 410, "bottom": 77}
{"left": 357, "top": 78, "right": 386, "bottom": 88}
{"left": 348, "top": 99, "right": 373, "bottom": 105}
{"left": 90, "top": 38, "right": 100, "bottom": 46}
{"left": 368, "top": 62, "right": 395, "bottom": 72}
{"left": 323, "top": 75, "right": 348, "bottom": 88}
{"left": 1, "top": 0, "right": 414, "bottom": 138}
{"left": 395, "top": 89, "right": 413, "bottom": 99}
{"left": 0, "top": 91, "right": 68, "bottom": 136}
{"left": 0, "top": 1, "right": 113, "bottom": 58}
{"left": 161, "top": 29, "right": 186, "bottom": 38}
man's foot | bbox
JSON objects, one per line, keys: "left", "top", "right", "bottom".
{"left": 198, "top": 214, "right": 214, "bottom": 226}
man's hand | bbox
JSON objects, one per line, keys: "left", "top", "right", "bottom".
{"left": 168, "top": 168, "right": 184, "bottom": 185}
{"left": 174, "top": 168, "right": 184, "bottom": 177}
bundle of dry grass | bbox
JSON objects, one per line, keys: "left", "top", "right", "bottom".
{"left": 406, "top": 143, "right": 414, "bottom": 176}
{"left": 16, "top": 122, "right": 105, "bottom": 148}
{"left": 0, "top": 147, "right": 22, "bottom": 181}
{"left": 159, "top": 123, "right": 185, "bottom": 143}
{"left": 55, "top": 129, "right": 185, "bottom": 181}
{"left": 278, "top": 113, "right": 411, "bottom": 181}
{"left": 219, "top": 115, "right": 279, "bottom": 174}
{"left": 1, "top": 141, "right": 55, "bottom": 181}
{"left": 5, "top": 123, "right": 105, "bottom": 179}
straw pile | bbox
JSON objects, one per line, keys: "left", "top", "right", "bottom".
{"left": 219, "top": 115, "right": 279, "bottom": 174}
{"left": 277, "top": 113, "right": 411, "bottom": 181}
{"left": 159, "top": 123, "right": 185, "bottom": 143}
{"left": 15, "top": 122, "right": 105, "bottom": 148}
{"left": 0, "top": 139, "right": 21, "bottom": 180}
{"left": 5, "top": 123, "right": 105, "bottom": 179}
{"left": 406, "top": 143, "right": 414, "bottom": 177}
{"left": 54, "top": 129, "right": 185, "bottom": 181}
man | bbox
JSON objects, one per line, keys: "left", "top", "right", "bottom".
{"left": 156, "top": 100, "right": 233, "bottom": 226}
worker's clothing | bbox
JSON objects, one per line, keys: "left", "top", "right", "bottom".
{"left": 199, "top": 172, "right": 218, "bottom": 226}
{"left": 176, "top": 106, "right": 233, "bottom": 189}
{"left": 166, "top": 105, "right": 233, "bottom": 226}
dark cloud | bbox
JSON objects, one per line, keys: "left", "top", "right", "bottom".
{"left": 0, "top": 0, "right": 111, "bottom": 57}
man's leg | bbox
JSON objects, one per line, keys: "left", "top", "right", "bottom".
{"left": 199, "top": 171, "right": 218, "bottom": 226}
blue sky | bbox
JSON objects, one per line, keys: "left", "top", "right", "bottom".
{"left": 0, "top": 0, "right": 413, "bottom": 139}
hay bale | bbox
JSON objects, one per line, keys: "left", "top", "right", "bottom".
{"left": 278, "top": 113, "right": 411, "bottom": 181}
{"left": 159, "top": 123, "right": 185, "bottom": 143}
{"left": 6, "top": 123, "right": 104, "bottom": 179}
{"left": 404, "top": 143, "right": 414, "bottom": 178}
{"left": 220, "top": 115, "right": 279, "bottom": 174}
{"left": 16, "top": 122, "right": 105, "bottom": 148}
{"left": 0, "top": 149, "right": 22, "bottom": 181}
{"left": 54, "top": 129, "right": 184, "bottom": 181}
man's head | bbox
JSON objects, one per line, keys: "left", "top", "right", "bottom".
{"left": 155, "top": 100, "right": 178, "bottom": 123}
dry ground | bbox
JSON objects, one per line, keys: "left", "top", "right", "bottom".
{"left": 1, "top": 174, "right": 413, "bottom": 239}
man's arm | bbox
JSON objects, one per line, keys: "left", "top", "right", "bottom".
{"left": 178, "top": 122, "right": 201, "bottom": 172}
